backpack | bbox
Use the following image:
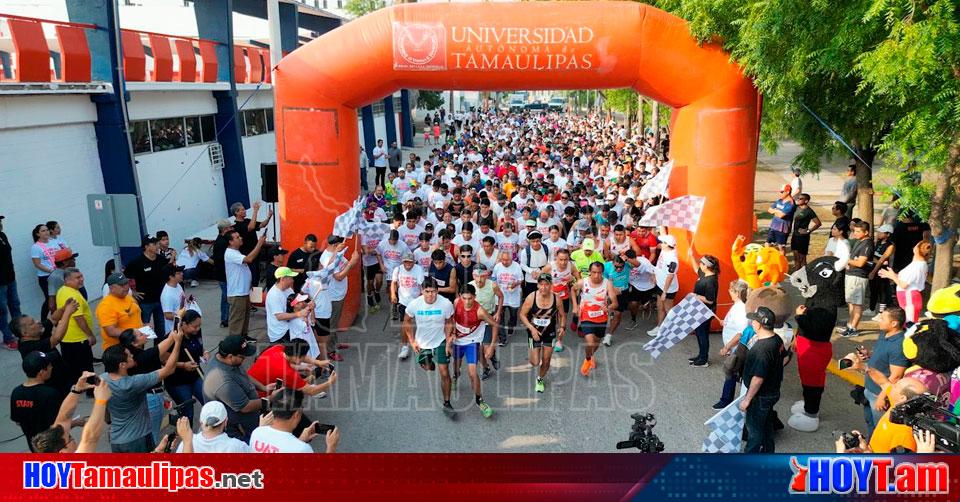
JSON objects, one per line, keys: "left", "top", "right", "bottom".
{"left": 524, "top": 242, "right": 550, "bottom": 268}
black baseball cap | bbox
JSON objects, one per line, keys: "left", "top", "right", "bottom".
{"left": 218, "top": 335, "right": 257, "bottom": 357}
{"left": 269, "top": 247, "right": 289, "bottom": 257}
{"left": 22, "top": 350, "right": 54, "bottom": 377}
{"left": 141, "top": 234, "right": 159, "bottom": 248}
{"left": 106, "top": 272, "right": 130, "bottom": 286}
{"left": 747, "top": 307, "right": 776, "bottom": 330}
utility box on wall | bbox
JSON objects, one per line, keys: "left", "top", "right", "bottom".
{"left": 87, "top": 194, "right": 142, "bottom": 248}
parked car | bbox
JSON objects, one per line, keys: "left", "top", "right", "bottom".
{"left": 524, "top": 101, "right": 548, "bottom": 112}
{"left": 548, "top": 97, "right": 566, "bottom": 112}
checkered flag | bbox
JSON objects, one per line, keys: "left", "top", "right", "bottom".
{"left": 701, "top": 395, "right": 746, "bottom": 453}
{"left": 306, "top": 248, "right": 348, "bottom": 288}
{"left": 637, "top": 195, "right": 705, "bottom": 233}
{"left": 332, "top": 196, "right": 364, "bottom": 238}
{"left": 638, "top": 160, "right": 673, "bottom": 200}
{"left": 642, "top": 293, "right": 713, "bottom": 358}
{"left": 358, "top": 220, "right": 390, "bottom": 243}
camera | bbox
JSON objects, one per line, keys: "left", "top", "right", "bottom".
{"left": 833, "top": 430, "right": 862, "bottom": 450}
{"left": 889, "top": 393, "right": 960, "bottom": 453}
{"left": 839, "top": 345, "right": 866, "bottom": 370}
{"left": 615, "top": 413, "right": 665, "bottom": 453}
{"left": 168, "top": 398, "right": 196, "bottom": 424}
{"left": 86, "top": 375, "right": 101, "bottom": 386}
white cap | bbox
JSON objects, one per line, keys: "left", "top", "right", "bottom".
{"left": 877, "top": 224, "right": 894, "bottom": 234}
{"left": 658, "top": 234, "right": 677, "bottom": 248}
{"left": 200, "top": 401, "right": 228, "bottom": 427}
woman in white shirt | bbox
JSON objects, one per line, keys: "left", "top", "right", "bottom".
{"left": 823, "top": 222, "right": 850, "bottom": 272}
{"left": 879, "top": 241, "right": 932, "bottom": 324}
{"left": 176, "top": 238, "right": 212, "bottom": 287}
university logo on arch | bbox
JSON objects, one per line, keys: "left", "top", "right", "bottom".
{"left": 393, "top": 22, "right": 447, "bottom": 71}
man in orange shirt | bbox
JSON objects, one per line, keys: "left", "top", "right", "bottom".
{"left": 835, "top": 377, "right": 926, "bottom": 454}
{"left": 95, "top": 273, "right": 142, "bottom": 350}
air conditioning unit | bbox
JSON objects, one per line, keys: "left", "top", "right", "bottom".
{"left": 208, "top": 143, "right": 224, "bottom": 170}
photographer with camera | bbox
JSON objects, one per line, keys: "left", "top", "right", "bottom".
{"left": 249, "top": 389, "right": 340, "bottom": 453}
{"left": 845, "top": 307, "right": 909, "bottom": 436}
{"left": 834, "top": 377, "right": 928, "bottom": 453}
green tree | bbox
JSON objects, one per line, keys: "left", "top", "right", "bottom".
{"left": 417, "top": 90, "right": 444, "bottom": 111}
{"left": 344, "top": 0, "right": 385, "bottom": 18}
{"left": 855, "top": 0, "right": 960, "bottom": 288}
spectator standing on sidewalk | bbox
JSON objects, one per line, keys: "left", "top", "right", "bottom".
{"left": 0, "top": 215, "right": 21, "bottom": 350}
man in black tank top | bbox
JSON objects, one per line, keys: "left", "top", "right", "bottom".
{"left": 519, "top": 275, "right": 566, "bottom": 394}
{"left": 429, "top": 249, "right": 457, "bottom": 302}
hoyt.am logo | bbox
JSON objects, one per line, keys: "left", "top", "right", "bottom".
{"left": 789, "top": 456, "right": 949, "bottom": 495}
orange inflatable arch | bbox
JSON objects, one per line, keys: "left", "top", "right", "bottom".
{"left": 275, "top": 1, "right": 760, "bottom": 329}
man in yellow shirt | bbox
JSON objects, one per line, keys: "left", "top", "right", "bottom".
{"left": 95, "top": 273, "right": 142, "bottom": 350}
{"left": 55, "top": 267, "right": 96, "bottom": 386}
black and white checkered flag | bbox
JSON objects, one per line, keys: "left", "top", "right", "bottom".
{"left": 642, "top": 293, "right": 713, "bottom": 359}
{"left": 332, "top": 196, "right": 364, "bottom": 238}
{"left": 638, "top": 160, "right": 673, "bottom": 200}
{"left": 701, "top": 395, "right": 746, "bottom": 453}
{"left": 358, "top": 220, "right": 390, "bottom": 243}
{"left": 637, "top": 195, "right": 705, "bottom": 233}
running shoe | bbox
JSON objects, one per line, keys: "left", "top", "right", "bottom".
{"left": 626, "top": 319, "right": 639, "bottom": 331}
{"left": 690, "top": 360, "right": 709, "bottom": 368}
{"left": 337, "top": 343, "right": 351, "bottom": 350}
{"left": 478, "top": 401, "right": 493, "bottom": 418}
{"left": 535, "top": 378, "right": 545, "bottom": 393}
{"left": 870, "top": 312, "right": 883, "bottom": 322}
{"left": 580, "top": 359, "right": 592, "bottom": 377}
{"left": 328, "top": 352, "right": 344, "bottom": 362}
{"left": 398, "top": 345, "right": 410, "bottom": 360}
{"left": 602, "top": 334, "right": 612, "bottom": 346}
{"left": 840, "top": 326, "right": 858, "bottom": 338}
{"left": 190, "top": 280, "right": 199, "bottom": 288}
{"left": 491, "top": 355, "right": 500, "bottom": 370}
{"left": 481, "top": 367, "right": 493, "bottom": 380}
{"left": 442, "top": 403, "right": 458, "bottom": 420}
{"left": 317, "top": 391, "right": 328, "bottom": 399}
{"left": 646, "top": 327, "right": 659, "bottom": 337}
{"left": 553, "top": 342, "right": 564, "bottom": 353}
{"left": 688, "top": 356, "right": 698, "bottom": 362}
{"left": 497, "top": 340, "right": 507, "bottom": 347}
{"left": 712, "top": 400, "right": 730, "bottom": 410}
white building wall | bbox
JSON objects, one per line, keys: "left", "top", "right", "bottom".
{"left": 135, "top": 145, "right": 226, "bottom": 246}
{"left": 128, "top": 90, "right": 224, "bottom": 247}
{"left": 0, "top": 95, "right": 114, "bottom": 313}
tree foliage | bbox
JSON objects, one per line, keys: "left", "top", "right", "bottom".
{"left": 344, "top": 0, "right": 385, "bottom": 18}
{"left": 417, "top": 91, "right": 444, "bottom": 111}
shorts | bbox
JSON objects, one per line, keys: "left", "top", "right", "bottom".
{"left": 528, "top": 331, "right": 556, "bottom": 348}
{"left": 615, "top": 290, "right": 631, "bottom": 312}
{"left": 313, "top": 317, "right": 332, "bottom": 337}
{"left": 417, "top": 342, "right": 450, "bottom": 366}
{"left": 766, "top": 229, "right": 788, "bottom": 245}
{"left": 844, "top": 275, "right": 869, "bottom": 306}
{"left": 482, "top": 324, "right": 493, "bottom": 344}
{"left": 452, "top": 342, "right": 480, "bottom": 364}
{"left": 365, "top": 264, "right": 381, "bottom": 280}
{"left": 634, "top": 287, "right": 655, "bottom": 305}
{"left": 579, "top": 321, "right": 606, "bottom": 338}
{"left": 651, "top": 286, "right": 677, "bottom": 300}
{"left": 790, "top": 233, "right": 811, "bottom": 254}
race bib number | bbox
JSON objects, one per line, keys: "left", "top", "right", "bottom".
{"left": 587, "top": 309, "right": 604, "bottom": 319}
{"left": 533, "top": 318, "right": 550, "bottom": 327}
{"left": 455, "top": 323, "right": 472, "bottom": 335}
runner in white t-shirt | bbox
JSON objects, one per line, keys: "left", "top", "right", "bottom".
{"left": 492, "top": 251, "right": 523, "bottom": 346}
{"left": 391, "top": 252, "right": 425, "bottom": 360}
{"left": 403, "top": 277, "right": 457, "bottom": 418}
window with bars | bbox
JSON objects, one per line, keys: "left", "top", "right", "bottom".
{"left": 130, "top": 114, "right": 218, "bottom": 155}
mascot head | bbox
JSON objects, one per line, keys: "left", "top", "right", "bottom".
{"left": 731, "top": 235, "right": 789, "bottom": 289}
{"left": 745, "top": 286, "right": 793, "bottom": 328}
{"left": 789, "top": 256, "right": 845, "bottom": 311}
{"left": 903, "top": 318, "right": 960, "bottom": 374}
{"left": 927, "top": 285, "right": 960, "bottom": 332}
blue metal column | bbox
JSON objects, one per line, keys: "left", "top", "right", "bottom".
{"left": 383, "top": 95, "right": 397, "bottom": 147}
{"left": 195, "top": 0, "right": 251, "bottom": 212}
{"left": 279, "top": 1, "right": 299, "bottom": 54}
{"left": 400, "top": 90, "right": 414, "bottom": 148}
{"left": 67, "top": 0, "right": 145, "bottom": 262}
{"left": 361, "top": 105, "right": 377, "bottom": 164}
